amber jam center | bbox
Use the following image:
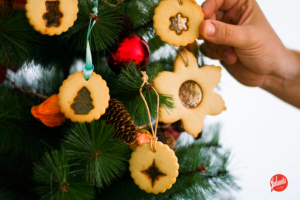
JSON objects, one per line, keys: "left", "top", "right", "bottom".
{"left": 141, "top": 159, "right": 166, "bottom": 188}
{"left": 43, "top": 1, "right": 63, "bottom": 27}
{"left": 169, "top": 13, "right": 188, "bottom": 35}
{"left": 179, "top": 80, "right": 202, "bottom": 108}
{"left": 71, "top": 87, "right": 94, "bottom": 115}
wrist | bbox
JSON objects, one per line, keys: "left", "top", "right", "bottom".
{"left": 273, "top": 48, "right": 300, "bottom": 81}
{"left": 260, "top": 74, "right": 300, "bottom": 109}
{"left": 260, "top": 74, "right": 283, "bottom": 92}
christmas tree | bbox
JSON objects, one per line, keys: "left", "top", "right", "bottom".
{"left": 0, "top": 0, "right": 240, "bottom": 199}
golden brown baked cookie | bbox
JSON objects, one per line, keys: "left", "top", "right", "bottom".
{"left": 25, "top": 0, "right": 79, "bottom": 35}
{"left": 153, "top": 50, "right": 226, "bottom": 138}
{"left": 129, "top": 141, "right": 179, "bottom": 194}
{"left": 58, "top": 71, "right": 110, "bottom": 123}
{"left": 153, "top": 0, "right": 204, "bottom": 46}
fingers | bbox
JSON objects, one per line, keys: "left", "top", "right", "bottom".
{"left": 216, "top": 10, "right": 224, "bottom": 21}
{"left": 199, "top": 19, "right": 250, "bottom": 48}
{"left": 200, "top": 41, "right": 238, "bottom": 64}
{"left": 220, "top": 0, "right": 249, "bottom": 24}
{"left": 201, "top": 0, "right": 239, "bottom": 19}
{"left": 198, "top": 12, "right": 217, "bottom": 40}
{"left": 200, "top": 42, "right": 222, "bottom": 60}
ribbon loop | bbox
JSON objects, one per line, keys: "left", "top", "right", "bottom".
{"left": 83, "top": 64, "right": 94, "bottom": 80}
{"left": 178, "top": 46, "right": 189, "bottom": 66}
{"left": 150, "top": 137, "right": 158, "bottom": 152}
{"left": 83, "top": 0, "right": 98, "bottom": 80}
{"left": 139, "top": 71, "right": 160, "bottom": 152}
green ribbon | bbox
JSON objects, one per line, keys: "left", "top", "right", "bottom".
{"left": 83, "top": 0, "right": 98, "bottom": 80}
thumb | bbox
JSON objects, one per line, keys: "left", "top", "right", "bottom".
{"left": 200, "top": 20, "right": 249, "bottom": 48}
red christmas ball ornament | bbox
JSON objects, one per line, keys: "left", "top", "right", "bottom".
{"left": 106, "top": 33, "right": 150, "bottom": 74}
{"left": 0, "top": 65, "right": 7, "bottom": 84}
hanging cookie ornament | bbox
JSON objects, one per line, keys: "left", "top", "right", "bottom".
{"left": 58, "top": 0, "right": 110, "bottom": 123}
{"left": 153, "top": 48, "right": 226, "bottom": 138}
{"left": 153, "top": 0, "right": 204, "bottom": 46}
{"left": 129, "top": 72, "right": 179, "bottom": 194}
{"left": 25, "top": 0, "right": 79, "bottom": 35}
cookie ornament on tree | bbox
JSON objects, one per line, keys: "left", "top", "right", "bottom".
{"left": 25, "top": 0, "right": 79, "bottom": 35}
{"left": 153, "top": 48, "right": 226, "bottom": 138}
{"left": 58, "top": 71, "right": 109, "bottom": 122}
{"left": 129, "top": 72, "right": 179, "bottom": 194}
{"left": 153, "top": 0, "right": 204, "bottom": 46}
{"left": 58, "top": 1, "right": 109, "bottom": 123}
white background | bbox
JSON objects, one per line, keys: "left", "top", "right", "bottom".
{"left": 194, "top": 0, "right": 300, "bottom": 199}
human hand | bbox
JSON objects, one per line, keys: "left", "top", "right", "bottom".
{"left": 199, "top": 0, "right": 291, "bottom": 87}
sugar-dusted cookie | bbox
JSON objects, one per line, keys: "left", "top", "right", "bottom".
{"left": 25, "top": 0, "right": 79, "bottom": 35}
{"left": 129, "top": 141, "right": 179, "bottom": 194}
{"left": 153, "top": 50, "right": 226, "bottom": 138}
{"left": 153, "top": 0, "right": 204, "bottom": 46}
{"left": 58, "top": 71, "right": 110, "bottom": 123}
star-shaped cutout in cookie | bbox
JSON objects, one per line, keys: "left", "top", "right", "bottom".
{"left": 141, "top": 159, "right": 166, "bottom": 188}
{"left": 169, "top": 13, "right": 188, "bottom": 35}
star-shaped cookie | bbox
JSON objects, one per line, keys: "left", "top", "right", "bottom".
{"left": 153, "top": 50, "right": 226, "bottom": 137}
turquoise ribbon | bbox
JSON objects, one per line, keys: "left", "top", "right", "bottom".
{"left": 83, "top": 0, "right": 98, "bottom": 80}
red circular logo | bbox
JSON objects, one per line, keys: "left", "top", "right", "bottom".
{"left": 270, "top": 174, "right": 288, "bottom": 192}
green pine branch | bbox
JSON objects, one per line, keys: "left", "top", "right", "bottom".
{"left": 0, "top": 89, "right": 69, "bottom": 159}
{"left": 0, "top": 5, "right": 50, "bottom": 69}
{"left": 147, "top": 35, "right": 166, "bottom": 53}
{"left": 33, "top": 151, "right": 94, "bottom": 200}
{"left": 62, "top": 120, "right": 130, "bottom": 188}
{"left": 109, "top": 62, "right": 174, "bottom": 126}
{"left": 62, "top": 0, "right": 121, "bottom": 52}
{"left": 124, "top": 0, "right": 161, "bottom": 28}
{"left": 98, "top": 126, "right": 239, "bottom": 200}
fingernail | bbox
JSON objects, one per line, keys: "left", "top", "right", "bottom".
{"left": 206, "top": 23, "right": 215, "bottom": 37}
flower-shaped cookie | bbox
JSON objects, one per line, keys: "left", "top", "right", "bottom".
{"left": 153, "top": 0, "right": 204, "bottom": 46}
{"left": 153, "top": 51, "right": 226, "bottom": 137}
{"left": 26, "top": 0, "right": 79, "bottom": 35}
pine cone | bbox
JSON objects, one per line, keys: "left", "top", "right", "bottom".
{"left": 156, "top": 128, "right": 166, "bottom": 144}
{"left": 102, "top": 99, "right": 139, "bottom": 144}
{"left": 171, "top": 120, "right": 185, "bottom": 133}
{"left": 115, "top": 11, "right": 134, "bottom": 32}
{"left": 163, "top": 131, "right": 176, "bottom": 151}
{"left": 155, "top": 128, "right": 176, "bottom": 151}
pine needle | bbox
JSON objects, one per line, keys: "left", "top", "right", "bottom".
{"left": 62, "top": 120, "right": 130, "bottom": 188}
{"left": 61, "top": 0, "right": 121, "bottom": 51}
{"left": 109, "top": 62, "right": 174, "bottom": 125}
{"left": 33, "top": 151, "right": 94, "bottom": 200}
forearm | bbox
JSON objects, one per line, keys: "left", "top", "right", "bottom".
{"left": 261, "top": 74, "right": 300, "bottom": 109}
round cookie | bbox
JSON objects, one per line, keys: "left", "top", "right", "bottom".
{"left": 153, "top": 0, "right": 204, "bottom": 46}
{"left": 25, "top": 0, "right": 79, "bottom": 35}
{"left": 58, "top": 71, "right": 110, "bottom": 123}
{"left": 153, "top": 50, "right": 226, "bottom": 138}
{"left": 129, "top": 141, "right": 179, "bottom": 194}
